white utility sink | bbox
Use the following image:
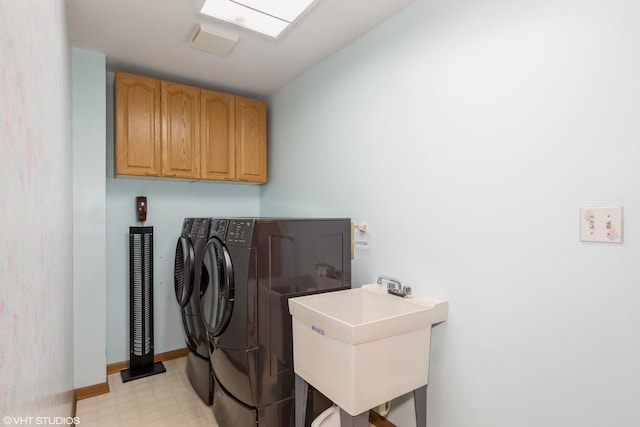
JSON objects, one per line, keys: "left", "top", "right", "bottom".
{"left": 289, "top": 284, "right": 447, "bottom": 416}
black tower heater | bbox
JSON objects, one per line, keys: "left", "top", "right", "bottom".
{"left": 121, "top": 226, "right": 166, "bottom": 382}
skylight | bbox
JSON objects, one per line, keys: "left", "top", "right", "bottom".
{"left": 200, "top": 0, "right": 316, "bottom": 38}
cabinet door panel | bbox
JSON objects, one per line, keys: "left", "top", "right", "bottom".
{"left": 201, "top": 89, "right": 235, "bottom": 180}
{"left": 161, "top": 81, "right": 200, "bottom": 179}
{"left": 115, "top": 73, "right": 161, "bottom": 176}
{"left": 235, "top": 97, "right": 267, "bottom": 183}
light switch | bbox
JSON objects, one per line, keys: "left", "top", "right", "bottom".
{"left": 580, "top": 207, "right": 623, "bottom": 243}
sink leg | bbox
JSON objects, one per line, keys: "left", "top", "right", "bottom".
{"left": 414, "top": 385, "right": 427, "bottom": 427}
{"left": 339, "top": 408, "right": 369, "bottom": 427}
{"left": 295, "top": 374, "right": 309, "bottom": 427}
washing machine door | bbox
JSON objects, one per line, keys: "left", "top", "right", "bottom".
{"left": 200, "top": 237, "right": 234, "bottom": 337}
{"left": 174, "top": 237, "right": 195, "bottom": 307}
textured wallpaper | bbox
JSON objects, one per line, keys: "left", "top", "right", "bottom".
{"left": 0, "top": 0, "right": 74, "bottom": 420}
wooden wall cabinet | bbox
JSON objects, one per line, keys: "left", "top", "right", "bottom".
{"left": 236, "top": 97, "right": 267, "bottom": 183}
{"left": 161, "top": 81, "right": 200, "bottom": 179}
{"left": 115, "top": 72, "right": 161, "bottom": 177}
{"left": 200, "top": 89, "right": 235, "bottom": 181}
{"left": 115, "top": 72, "right": 267, "bottom": 183}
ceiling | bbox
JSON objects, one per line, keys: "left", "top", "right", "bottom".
{"left": 66, "top": 0, "right": 415, "bottom": 98}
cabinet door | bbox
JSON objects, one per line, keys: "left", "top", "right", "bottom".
{"left": 161, "top": 81, "right": 200, "bottom": 179}
{"left": 235, "top": 97, "right": 267, "bottom": 183}
{"left": 201, "top": 89, "right": 235, "bottom": 181}
{"left": 115, "top": 72, "right": 161, "bottom": 177}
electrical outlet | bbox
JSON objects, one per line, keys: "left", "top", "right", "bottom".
{"left": 580, "top": 207, "right": 623, "bottom": 243}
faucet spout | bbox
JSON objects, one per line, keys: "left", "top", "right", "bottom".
{"left": 376, "top": 275, "right": 402, "bottom": 288}
{"left": 376, "top": 275, "right": 412, "bottom": 298}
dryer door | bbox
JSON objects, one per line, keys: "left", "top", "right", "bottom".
{"left": 200, "top": 237, "right": 234, "bottom": 337}
{"left": 174, "top": 237, "right": 194, "bottom": 307}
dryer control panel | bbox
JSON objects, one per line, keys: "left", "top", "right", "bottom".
{"left": 188, "top": 218, "right": 211, "bottom": 239}
{"left": 210, "top": 219, "right": 228, "bottom": 240}
{"left": 211, "top": 219, "right": 255, "bottom": 246}
{"left": 227, "top": 220, "right": 254, "bottom": 245}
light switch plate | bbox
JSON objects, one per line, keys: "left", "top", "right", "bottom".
{"left": 580, "top": 207, "right": 623, "bottom": 243}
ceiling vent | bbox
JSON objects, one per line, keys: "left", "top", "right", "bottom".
{"left": 191, "top": 24, "right": 238, "bottom": 56}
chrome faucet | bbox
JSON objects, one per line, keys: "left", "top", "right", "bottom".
{"left": 377, "top": 275, "right": 412, "bottom": 298}
{"left": 377, "top": 275, "right": 402, "bottom": 287}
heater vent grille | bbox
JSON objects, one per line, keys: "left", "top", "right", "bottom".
{"left": 131, "top": 230, "right": 153, "bottom": 356}
{"left": 121, "top": 226, "right": 165, "bottom": 383}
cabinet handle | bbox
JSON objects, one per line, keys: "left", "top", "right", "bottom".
{"left": 237, "top": 178, "right": 248, "bottom": 181}
{"left": 164, "top": 173, "right": 176, "bottom": 177}
{"left": 145, "top": 171, "right": 159, "bottom": 176}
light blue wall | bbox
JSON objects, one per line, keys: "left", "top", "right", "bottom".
{"left": 72, "top": 48, "right": 107, "bottom": 388}
{"left": 105, "top": 73, "right": 261, "bottom": 364}
{"left": 0, "top": 0, "right": 74, "bottom": 417}
{"left": 263, "top": 0, "right": 640, "bottom": 425}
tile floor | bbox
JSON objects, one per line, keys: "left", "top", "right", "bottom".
{"left": 75, "top": 357, "right": 218, "bottom": 427}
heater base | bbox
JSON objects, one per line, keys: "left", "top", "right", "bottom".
{"left": 120, "top": 361, "right": 166, "bottom": 383}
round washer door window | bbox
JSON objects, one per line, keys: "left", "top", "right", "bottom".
{"left": 200, "top": 237, "right": 234, "bottom": 337}
{"left": 174, "top": 237, "right": 194, "bottom": 307}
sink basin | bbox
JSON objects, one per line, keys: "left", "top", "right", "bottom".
{"left": 289, "top": 284, "right": 447, "bottom": 416}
